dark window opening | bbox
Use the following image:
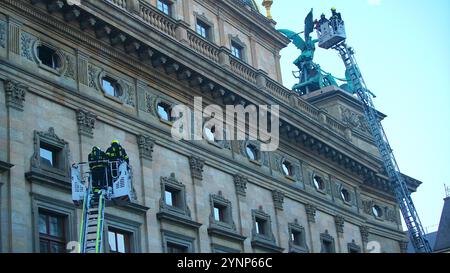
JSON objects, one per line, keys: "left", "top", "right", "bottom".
{"left": 167, "top": 242, "right": 188, "bottom": 253}
{"left": 38, "top": 210, "right": 66, "bottom": 253}
{"left": 372, "top": 205, "right": 383, "bottom": 218}
{"left": 313, "top": 175, "right": 325, "bottom": 191}
{"left": 341, "top": 188, "right": 351, "bottom": 203}
{"left": 108, "top": 228, "right": 131, "bottom": 253}
{"left": 246, "top": 144, "right": 258, "bottom": 161}
{"left": 291, "top": 230, "right": 303, "bottom": 246}
{"left": 157, "top": 102, "right": 172, "bottom": 122}
{"left": 322, "top": 240, "right": 334, "bottom": 253}
{"left": 196, "top": 19, "right": 211, "bottom": 40}
{"left": 102, "top": 77, "right": 121, "bottom": 98}
{"left": 213, "top": 204, "right": 226, "bottom": 222}
{"left": 37, "top": 45, "right": 60, "bottom": 70}
{"left": 204, "top": 126, "right": 217, "bottom": 142}
{"left": 231, "top": 41, "right": 244, "bottom": 60}
{"left": 255, "top": 218, "right": 266, "bottom": 235}
{"left": 282, "top": 160, "right": 294, "bottom": 176}
{"left": 165, "top": 187, "right": 180, "bottom": 208}
{"left": 39, "top": 143, "right": 61, "bottom": 169}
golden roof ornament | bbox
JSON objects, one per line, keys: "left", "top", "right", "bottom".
{"left": 262, "top": 0, "right": 273, "bottom": 20}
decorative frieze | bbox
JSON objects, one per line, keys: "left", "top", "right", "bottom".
{"left": 233, "top": 174, "right": 248, "bottom": 197}
{"left": 305, "top": 203, "right": 317, "bottom": 223}
{"left": 189, "top": 155, "right": 205, "bottom": 180}
{"left": 340, "top": 106, "right": 370, "bottom": 134}
{"left": 137, "top": 134, "right": 155, "bottom": 161}
{"left": 272, "top": 189, "right": 284, "bottom": 210}
{"left": 76, "top": 108, "right": 96, "bottom": 138}
{"left": 87, "top": 64, "right": 98, "bottom": 89}
{"left": 4, "top": 79, "right": 27, "bottom": 111}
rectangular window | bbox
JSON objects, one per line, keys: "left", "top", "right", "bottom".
{"left": 165, "top": 188, "right": 180, "bottom": 208}
{"left": 231, "top": 41, "right": 243, "bottom": 60}
{"left": 322, "top": 240, "right": 334, "bottom": 253}
{"left": 102, "top": 77, "right": 120, "bottom": 97}
{"left": 291, "top": 230, "right": 302, "bottom": 246}
{"left": 157, "top": 0, "right": 172, "bottom": 16}
{"left": 108, "top": 228, "right": 131, "bottom": 253}
{"left": 39, "top": 143, "right": 61, "bottom": 169}
{"left": 39, "top": 210, "right": 66, "bottom": 253}
{"left": 167, "top": 242, "right": 188, "bottom": 253}
{"left": 196, "top": 20, "right": 210, "bottom": 40}
{"left": 213, "top": 205, "right": 226, "bottom": 222}
{"left": 255, "top": 218, "right": 266, "bottom": 235}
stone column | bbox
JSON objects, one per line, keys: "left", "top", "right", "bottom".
{"left": 188, "top": 155, "right": 206, "bottom": 252}
{"left": 360, "top": 225, "right": 370, "bottom": 253}
{"left": 272, "top": 189, "right": 284, "bottom": 251}
{"left": 305, "top": 203, "right": 317, "bottom": 253}
{"left": 234, "top": 173, "right": 250, "bottom": 252}
{"left": 4, "top": 79, "right": 30, "bottom": 252}
{"left": 137, "top": 134, "right": 155, "bottom": 252}
{"left": 334, "top": 215, "right": 345, "bottom": 253}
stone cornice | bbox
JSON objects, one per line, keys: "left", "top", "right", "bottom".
{"left": 0, "top": 160, "right": 14, "bottom": 173}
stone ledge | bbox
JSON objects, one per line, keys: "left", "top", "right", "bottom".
{"left": 207, "top": 226, "right": 247, "bottom": 242}
{"left": 25, "top": 170, "right": 71, "bottom": 191}
{"left": 0, "top": 160, "right": 14, "bottom": 173}
{"left": 156, "top": 211, "right": 202, "bottom": 229}
{"left": 251, "top": 238, "right": 284, "bottom": 253}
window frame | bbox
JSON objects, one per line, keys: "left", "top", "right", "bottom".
{"left": 27, "top": 128, "right": 71, "bottom": 188}
{"left": 101, "top": 76, "right": 122, "bottom": 98}
{"left": 156, "top": 100, "right": 174, "bottom": 124}
{"left": 107, "top": 227, "right": 132, "bottom": 253}
{"left": 347, "top": 240, "right": 362, "bottom": 253}
{"left": 38, "top": 209, "right": 67, "bottom": 253}
{"left": 103, "top": 214, "right": 141, "bottom": 253}
{"left": 34, "top": 41, "right": 66, "bottom": 75}
{"left": 196, "top": 19, "right": 211, "bottom": 40}
{"left": 229, "top": 36, "right": 247, "bottom": 62}
{"left": 156, "top": 0, "right": 173, "bottom": 17}
{"left": 159, "top": 173, "right": 190, "bottom": 217}
{"left": 31, "top": 193, "right": 76, "bottom": 253}
{"left": 312, "top": 173, "right": 327, "bottom": 193}
{"left": 161, "top": 230, "right": 195, "bottom": 253}
{"left": 320, "top": 230, "right": 336, "bottom": 253}
{"left": 250, "top": 208, "right": 283, "bottom": 252}
{"left": 288, "top": 220, "right": 309, "bottom": 253}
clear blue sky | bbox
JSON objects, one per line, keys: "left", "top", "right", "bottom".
{"left": 270, "top": 0, "right": 450, "bottom": 232}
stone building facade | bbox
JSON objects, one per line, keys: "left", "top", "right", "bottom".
{"left": 0, "top": 0, "right": 421, "bottom": 253}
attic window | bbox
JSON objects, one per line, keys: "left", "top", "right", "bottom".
{"left": 101, "top": 77, "right": 122, "bottom": 98}
{"left": 282, "top": 160, "right": 294, "bottom": 176}
{"left": 340, "top": 188, "right": 351, "bottom": 203}
{"left": 246, "top": 144, "right": 259, "bottom": 161}
{"left": 313, "top": 175, "right": 325, "bottom": 191}
{"left": 37, "top": 45, "right": 61, "bottom": 70}
{"left": 157, "top": 102, "right": 172, "bottom": 122}
{"left": 372, "top": 205, "right": 383, "bottom": 218}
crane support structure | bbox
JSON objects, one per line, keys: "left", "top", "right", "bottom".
{"left": 316, "top": 10, "right": 432, "bottom": 253}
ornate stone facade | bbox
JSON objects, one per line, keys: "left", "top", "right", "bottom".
{"left": 0, "top": 0, "right": 418, "bottom": 253}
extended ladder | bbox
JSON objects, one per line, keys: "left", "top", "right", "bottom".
{"left": 332, "top": 42, "right": 432, "bottom": 253}
{"left": 79, "top": 187, "right": 106, "bottom": 253}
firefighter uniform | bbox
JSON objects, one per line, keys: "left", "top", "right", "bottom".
{"left": 88, "top": 146, "right": 108, "bottom": 190}
{"left": 106, "top": 140, "right": 129, "bottom": 183}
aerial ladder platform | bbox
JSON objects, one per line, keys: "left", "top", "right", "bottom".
{"left": 316, "top": 10, "right": 431, "bottom": 253}
{"left": 71, "top": 160, "right": 134, "bottom": 253}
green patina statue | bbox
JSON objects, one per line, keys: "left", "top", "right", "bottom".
{"left": 278, "top": 9, "right": 340, "bottom": 95}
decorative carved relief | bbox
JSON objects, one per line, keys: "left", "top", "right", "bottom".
{"left": 360, "top": 225, "right": 370, "bottom": 243}
{"left": 189, "top": 155, "right": 205, "bottom": 180}
{"left": 87, "top": 64, "right": 99, "bottom": 89}
{"left": 64, "top": 53, "right": 76, "bottom": 80}
{"left": 20, "top": 31, "right": 36, "bottom": 61}
{"left": 4, "top": 79, "right": 27, "bottom": 111}
{"left": 144, "top": 92, "right": 155, "bottom": 114}
{"left": 385, "top": 207, "right": 399, "bottom": 224}
{"left": 305, "top": 203, "right": 317, "bottom": 223}
{"left": 334, "top": 215, "right": 345, "bottom": 234}
{"left": 0, "top": 20, "right": 6, "bottom": 49}
{"left": 233, "top": 173, "right": 248, "bottom": 197}
{"left": 272, "top": 190, "right": 284, "bottom": 210}
{"left": 121, "top": 80, "right": 135, "bottom": 107}
{"left": 361, "top": 199, "right": 374, "bottom": 215}
{"left": 340, "top": 106, "right": 369, "bottom": 134}
{"left": 76, "top": 108, "right": 96, "bottom": 138}
{"left": 137, "top": 134, "right": 155, "bottom": 161}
